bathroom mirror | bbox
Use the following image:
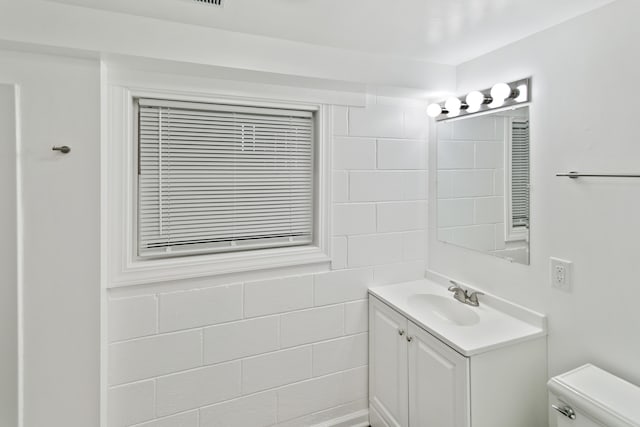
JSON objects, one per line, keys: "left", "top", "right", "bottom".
{"left": 436, "top": 106, "right": 530, "bottom": 264}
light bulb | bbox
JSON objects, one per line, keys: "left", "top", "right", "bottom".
{"left": 515, "top": 84, "right": 528, "bottom": 102}
{"left": 427, "top": 103, "right": 443, "bottom": 118}
{"left": 491, "top": 83, "right": 512, "bottom": 102}
{"left": 465, "top": 91, "right": 486, "bottom": 109}
{"left": 444, "top": 97, "right": 462, "bottom": 116}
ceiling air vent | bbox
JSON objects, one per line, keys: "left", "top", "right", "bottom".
{"left": 192, "top": 0, "right": 223, "bottom": 5}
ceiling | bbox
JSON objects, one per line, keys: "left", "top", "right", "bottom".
{"left": 47, "top": 0, "right": 615, "bottom": 65}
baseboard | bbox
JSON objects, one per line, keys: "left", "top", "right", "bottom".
{"left": 310, "top": 409, "right": 370, "bottom": 427}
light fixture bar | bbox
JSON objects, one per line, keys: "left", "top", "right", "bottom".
{"left": 427, "top": 77, "right": 531, "bottom": 121}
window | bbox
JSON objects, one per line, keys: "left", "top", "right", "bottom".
{"left": 506, "top": 117, "right": 530, "bottom": 240}
{"left": 136, "top": 98, "right": 315, "bottom": 258}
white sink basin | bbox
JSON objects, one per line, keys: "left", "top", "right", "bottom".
{"left": 407, "top": 294, "right": 480, "bottom": 326}
{"left": 369, "top": 279, "right": 547, "bottom": 356}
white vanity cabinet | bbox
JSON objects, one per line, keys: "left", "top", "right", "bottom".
{"left": 369, "top": 292, "right": 547, "bottom": 427}
{"left": 369, "top": 296, "right": 469, "bottom": 427}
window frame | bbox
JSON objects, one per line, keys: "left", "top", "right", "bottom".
{"left": 107, "top": 86, "right": 331, "bottom": 288}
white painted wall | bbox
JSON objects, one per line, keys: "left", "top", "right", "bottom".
{"left": 106, "top": 83, "right": 428, "bottom": 426}
{"left": 0, "top": 83, "right": 18, "bottom": 427}
{"left": 0, "top": 49, "right": 101, "bottom": 427}
{"left": 429, "top": 0, "right": 640, "bottom": 396}
{"left": 0, "top": 0, "right": 454, "bottom": 95}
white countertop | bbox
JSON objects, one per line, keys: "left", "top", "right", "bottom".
{"left": 368, "top": 278, "right": 547, "bottom": 356}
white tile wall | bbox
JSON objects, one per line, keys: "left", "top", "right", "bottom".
{"left": 280, "top": 305, "right": 344, "bottom": 348}
{"left": 203, "top": 316, "right": 279, "bottom": 364}
{"left": 244, "top": 276, "right": 313, "bottom": 318}
{"left": 132, "top": 411, "right": 198, "bottom": 427}
{"left": 156, "top": 361, "right": 241, "bottom": 416}
{"left": 109, "top": 296, "right": 157, "bottom": 342}
{"left": 108, "top": 99, "right": 428, "bottom": 426}
{"left": 108, "top": 381, "right": 155, "bottom": 427}
{"left": 437, "top": 115, "right": 506, "bottom": 252}
{"left": 199, "top": 392, "right": 278, "bottom": 427}
{"left": 241, "top": 347, "right": 312, "bottom": 394}
{"left": 312, "top": 333, "right": 368, "bottom": 377}
{"left": 109, "top": 330, "right": 202, "bottom": 385}
{"left": 158, "top": 284, "right": 243, "bottom": 333}
{"left": 333, "top": 137, "right": 376, "bottom": 170}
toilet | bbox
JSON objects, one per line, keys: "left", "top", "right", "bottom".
{"left": 548, "top": 364, "right": 640, "bottom": 427}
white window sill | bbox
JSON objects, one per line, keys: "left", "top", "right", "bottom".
{"left": 108, "top": 245, "right": 330, "bottom": 288}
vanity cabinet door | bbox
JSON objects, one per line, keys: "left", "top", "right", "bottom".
{"left": 408, "top": 322, "right": 470, "bottom": 427}
{"left": 369, "top": 296, "right": 409, "bottom": 427}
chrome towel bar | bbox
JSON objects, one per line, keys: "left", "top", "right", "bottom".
{"left": 556, "top": 171, "right": 640, "bottom": 179}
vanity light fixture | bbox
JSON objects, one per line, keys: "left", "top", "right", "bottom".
{"left": 427, "top": 103, "right": 448, "bottom": 118}
{"left": 444, "top": 97, "right": 467, "bottom": 117}
{"left": 427, "top": 77, "right": 530, "bottom": 121}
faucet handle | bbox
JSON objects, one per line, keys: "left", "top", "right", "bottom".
{"left": 448, "top": 280, "right": 461, "bottom": 291}
{"left": 467, "top": 291, "right": 485, "bottom": 306}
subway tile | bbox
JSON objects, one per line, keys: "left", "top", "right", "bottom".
{"left": 108, "top": 381, "right": 155, "bottom": 427}
{"left": 312, "top": 333, "right": 368, "bottom": 377}
{"left": 280, "top": 305, "right": 344, "bottom": 348}
{"left": 156, "top": 361, "right": 241, "bottom": 417}
{"left": 450, "top": 170, "right": 494, "bottom": 198}
{"left": 377, "top": 201, "right": 426, "bottom": 232}
{"left": 333, "top": 203, "right": 376, "bottom": 236}
{"left": 109, "top": 330, "right": 201, "bottom": 385}
{"left": 199, "top": 391, "right": 277, "bottom": 427}
{"left": 348, "top": 105, "right": 404, "bottom": 138}
{"left": 331, "top": 237, "right": 348, "bottom": 270}
{"left": 437, "top": 141, "right": 475, "bottom": 169}
{"left": 344, "top": 300, "right": 368, "bottom": 335}
{"left": 158, "top": 284, "right": 242, "bottom": 332}
{"left": 349, "top": 171, "right": 404, "bottom": 202}
{"left": 244, "top": 275, "right": 313, "bottom": 318}
{"left": 277, "top": 367, "right": 367, "bottom": 422}
{"left": 347, "top": 234, "right": 403, "bottom": 267}
{"left": 372, "top": 261, "right": 425, "bottom": 286}
{"left": 402, "top": 231, "right": 427, "bottom": 261}
{"left": 437, "top": 198, "right": 474, "bottom": 228}
{"left": 448, "top": 224, "right": 496, "bottom": 252}
{"left": 131, "top": 411, "right": 198, "bottom": 427}
{"left": 276, "top": 372, "right": 347, "bottom": 422}
{"left": 203, "top": 316, "right": 279, "bottom": 365}
{"left": 341, "top": 366, "right": 368, "bottom": 401}
{"left": 452, "top": 116, "right": 496, "bottom": 140}
{"left": 314, "top": 268, "right": 373, "bottom": 306}
{"left": 475, "top": 196, "right": 504, "bottom": 224}
{"left": 333, "top": 137, "right": 376, "bottom": 170}
{"left": 349, "top": 171, "right": 426, "bottom": 202}
{"left": 377, "top": 140, "right": 426, "bottom": 170}
{"left": 475, "top": 141, "right": 504, "bottom": 168}
{"left": 242, "top": 347, "right": 312, "bottom": 394}
{"left": 437, "top": 171, "right": 454, "bottom": 198}
{"left": 494, "top": 169, "right": 505, "bottom": 196}
{"left": 403, "top": 171, "right": 428, "bottom": 200}
{"left": 109, "top": 296, "right": 157, "bottom": 342}
{"left": 332, "top": 171, "right": 349, "bottom": 202}
{"left": 332, "top": 106, "right": 348, "bottom": 136}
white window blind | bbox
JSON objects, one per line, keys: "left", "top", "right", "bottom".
{"left": 136, "top": 98, "right": 315, "bottom": 258}
{"left": 511, "top": 119, "right": 530, "bottom": 228}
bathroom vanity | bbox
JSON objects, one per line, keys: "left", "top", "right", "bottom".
{"left": 368, "top": 278, "right": 548, "bottom": 427}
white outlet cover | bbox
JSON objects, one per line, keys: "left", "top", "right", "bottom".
{"left": 550, "top": 257, "right": 573, "bottom": 292}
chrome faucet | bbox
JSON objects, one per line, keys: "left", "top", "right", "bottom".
{"left": 447, "top": 282, "right": 468, "bottom": 304}
{"left": 448, "top": 281, "right": 485, "bottom": 307}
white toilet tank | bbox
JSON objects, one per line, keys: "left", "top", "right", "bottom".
{"left": 548, "top": 364, "right": 640, "bottom": 427}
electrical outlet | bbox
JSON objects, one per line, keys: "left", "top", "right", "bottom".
{"left": 550, "top": 257, "right": 573, "bottom": 291}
